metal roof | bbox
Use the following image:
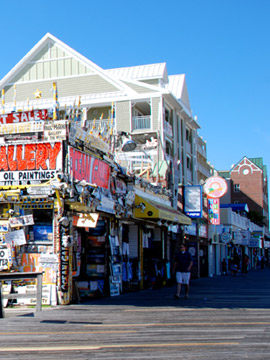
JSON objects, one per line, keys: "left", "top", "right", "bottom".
{"left": 106, "top": 63, "right": 168, "bottom": 83}
{"left": 167, "top": 74, "right": 185, "bottom": 100}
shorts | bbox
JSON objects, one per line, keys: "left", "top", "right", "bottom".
{"left": 176, "top": 272, "right": 190, "bottom": 285}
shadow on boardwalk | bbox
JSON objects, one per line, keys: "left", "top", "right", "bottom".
{"left": 79, "top": 268, "right": 270, "bottom": 310}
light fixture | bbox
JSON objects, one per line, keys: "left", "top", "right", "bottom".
{"left": 59, "top": 216, "right": 70, "bottom": 228}
{"left": 121, "top": 137, "right": 137, "bottom": 152}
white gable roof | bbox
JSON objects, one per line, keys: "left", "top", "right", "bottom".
{"left": 0, "top": 33, "right": 134, "bottom": 96}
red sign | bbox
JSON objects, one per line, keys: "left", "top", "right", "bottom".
{"left": 0, "top": 142, "right": 62, "bottom": 184}
{"left": 0, "top": 110, "right": 48, "bottom": 124}
{"left": 69, "top": 147, "right": 110, "bottom": 189}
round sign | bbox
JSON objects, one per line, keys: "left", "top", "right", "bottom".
{"left": 220, "top": 232, "right": 232, "bottom": 244}
{"left": 204, "top": 176, "right": 227, "bottom": 198}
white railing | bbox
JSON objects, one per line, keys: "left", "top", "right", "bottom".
{"left": 132, "top": 116, "right": 151, "bottom": 131}
{"left": 220, "top": 208, "right": 263, "bottom": 232}
{"left": 86, "top": 119, "right": 112, "bottom": 131}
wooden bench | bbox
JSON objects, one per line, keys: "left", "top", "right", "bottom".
{"left": 0, "top": 272, "right": 43, "bottom": 318}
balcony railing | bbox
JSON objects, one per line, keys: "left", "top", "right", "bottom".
{"left": 132, "top": 116, "right": 151, "bottom": 131}
{"left": 86, "top": 119, "right": 112, "bottom": 132}
{"left": 197, "top": 143, "right": 207, "bottom": 158}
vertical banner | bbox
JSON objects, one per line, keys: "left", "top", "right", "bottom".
{"left": 208, "top": 198, "right": 220, "bottom": 225}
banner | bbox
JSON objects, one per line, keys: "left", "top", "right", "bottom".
{"left": 208, "top": 198, "right": 220, "bottom": 225}
{"left": 0, "top": 110, "right": 47, "bottom": 124}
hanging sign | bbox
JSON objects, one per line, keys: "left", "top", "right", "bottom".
{"left": 184, "top": 185, "right": 202, "bottom": 218}
{"left": 208, "top": 198, "right": 220, "bottom": 225}
{"left": 0, "top": 142, "right": 62, "bottom": 185}
{"left": 0, "top": 110, "right": 47, "bottom": 125}
{"left": 204, "top": 176, "right": 227, "bottom": 198}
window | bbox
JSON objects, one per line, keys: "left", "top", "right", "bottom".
{"left": 186, "top": 128, "right": 192, "bottom": 143}
{"left": 234, "top": 184, "right": 240, "bottom": 192}
{"left": 187, "top": 156, "right": 192, "bottom": 170}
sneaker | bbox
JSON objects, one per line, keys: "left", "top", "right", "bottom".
{"left": 174, "top": 294, "right": 180, "bottom": 299}
{"left": 184, "top": 295, "right": 189, "bottom": 299}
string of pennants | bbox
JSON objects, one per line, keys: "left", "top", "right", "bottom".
{"left": 0, "top": 83, "right": 115, "bottom": 146}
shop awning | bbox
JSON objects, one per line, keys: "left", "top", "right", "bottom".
{"left": 220, "top": 203, "right": 249, "bottom": 212}
{"left": 133, "top": 195, "right": 191, "bottom": 225}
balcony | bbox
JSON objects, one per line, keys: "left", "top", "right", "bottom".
{"left": 220, "top": 208, "right": 263, "bottom": 232}
{"left": 197, "top": 162, "right": 212, "bottom": 178}
{"left": 132, "top": 116, "right": 151, "bottom": 131}
{"left": 197, "top": 143, "right": 207, "bottom": 158}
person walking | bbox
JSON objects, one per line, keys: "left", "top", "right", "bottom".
{"left": 173, "top": 244, "right": 193, "bottom": 299}
{"left": 242, "top": 254, "right": 250, "bottom": 276}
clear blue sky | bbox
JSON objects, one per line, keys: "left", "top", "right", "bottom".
{"left": 1, "top": 0, "right": 270, "bottom": 174}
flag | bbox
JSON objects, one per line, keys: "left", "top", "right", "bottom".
{"left": 1, "top": 89, "right": 5, "bottom": 114}
{"left": 13, "top": 85, "right": 16, "bottom": 112}
{"left": 52, "top": 82, "right": 59, "bottom": 120}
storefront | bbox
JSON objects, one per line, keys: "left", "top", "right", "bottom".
{"left": 133, "top": 193, "right": 191, "bottom": 287}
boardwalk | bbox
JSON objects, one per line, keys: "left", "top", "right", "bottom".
{"left": 1, "top": 268, "right": 270, "bottom": 359}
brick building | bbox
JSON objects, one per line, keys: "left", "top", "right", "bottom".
{"left": 219, "top": 156, "right": 269, "bottom": 232}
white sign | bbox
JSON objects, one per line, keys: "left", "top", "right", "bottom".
{"left": 0, "top": 248, "right": 9, "bottom": 270}
{"left": 5, "top": 229, "right": 26, "bottom": 245}
{"left": 27, "top": 186, "right": 54, "bottom": 195}
{"left": 9, "top": 214, "right": 34, "bottom": 228}
{"left": 220, "top": 232, "right": 232, "bottom": 244}
{"left": 43, "top": 120, "right": 67, "bottom": 142}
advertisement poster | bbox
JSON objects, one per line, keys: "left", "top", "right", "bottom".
{"left": 184, "top": 185, "right": 202, "bottom": 218}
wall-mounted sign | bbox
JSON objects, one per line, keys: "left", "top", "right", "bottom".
{"left": 208, "top": 198, "right": 220, "bottom": 225}
{"left": 0, "top": 110, "right": 47, "bottom": 125}
{"left": 0, "top": 248, "right": 9, "bottom": 270}
{"left": 0, "top": 121, "right": 44, "bottom": 136}
{"left": 184, "top": 185, "right": 202, "bottom": 218}
{"left": 43, "top": 120, "right": 67, "bottom": 142}
{"left": 220, "top": 232, "right": 232, "bottom": 244}
{"left": 69, "top": 147, "right": 110, "bottom": 189}
{"left": 9, "top": 214, "right": 34, "bottom": 228}
{"left": 0, "top": 142, "right": 62, "bottom": 185}
{"left": 73, "top": 213, "right": 99, "bottom": 228}
{"left": 204, "top": 176, "right": 227, "bottom": 198}
{"left": 5, "top": 229, "right": 26, "bottom": 246}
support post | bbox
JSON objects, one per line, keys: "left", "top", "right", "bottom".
{"left": 36, "top": 273, "right": 43, "bottom": 313}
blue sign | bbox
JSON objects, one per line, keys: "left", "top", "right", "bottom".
{"left": 183, "top": 185, "right": 202, "bottom": 218}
